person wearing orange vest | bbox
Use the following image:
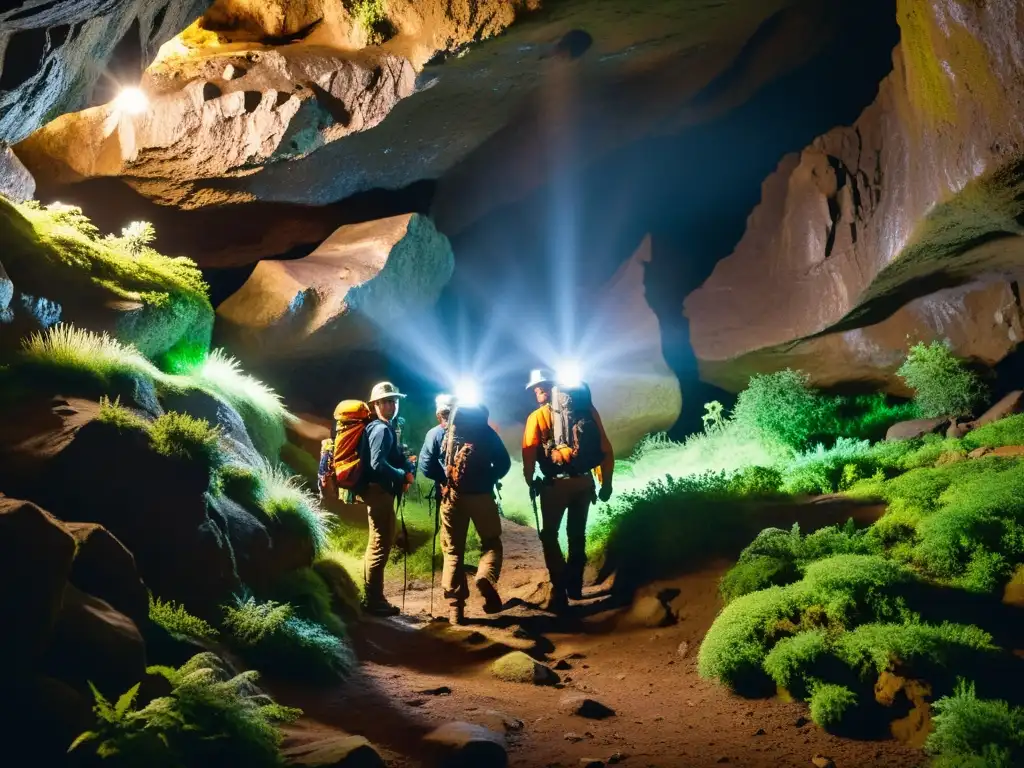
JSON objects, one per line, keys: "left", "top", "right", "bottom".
{"left": 522, "top": 369, "right": 614, "bottom": 612}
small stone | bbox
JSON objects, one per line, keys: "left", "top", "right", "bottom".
{"left": 615, "top": 674, "right": 626, "bottom": 681}
{"left": 559, "top": 694, "right": 616, "bottom": 720}
{"left": 812, "top": 756, "right": 836, "bottom": 768}
{"left": 677, "top": 641, "right": 690, "bottom": 657}
{"left": 580, "top": 760, "right": 604, "bottom": 768}
{"left": 464, "top": 631, "right": 488, "bottom": 645}
{"left": 566, "top": 652, "right": 587, "bottom": 660}
{"left": 754, "top": 728, "right": 766, "bottom": 736}
{"left": 554, "top": 659, "right": 572, "bottom": 670}
{"left": 717, "top": 758, "right": 730, "bottom": 764}
{"left": 477, "top": 710, "right": 524, "bottom": 733}
{"left": 564, "top": 732, "right": 585, "bottom": 742}
{"left": 223, "top": 64, "right": 237, "bottom": 80}
{"left": 405, "top": 698, "right": 427, "bottom": 707}
{"left": 795, "top": 716, "right": 809, "bottom": 728}
{"left": 417, "top": 685, "right": 452, "bottom": 696}
{"left": 608, "top": 753, "right": 626, "bottom": 764}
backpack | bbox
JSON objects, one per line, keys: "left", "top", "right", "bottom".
{"left": 318, "top": 437, "right": 336, "bottom": 498}
{"left": 332, "top": 400, "right": 373, "bottom": 491}
{"left": 550, "top": 384, "right": 605, "bottom": 474}
{"left": 442, "top": 404, "right": 493, "bottom": 494}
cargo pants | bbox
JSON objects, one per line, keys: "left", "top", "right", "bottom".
{"left": 538, "top": 474, "right": 594, "bottom": 598}
{"left": 358, "top": 483, "right": 397, "bottom": 603}
{"left": 440, "top": 492, "right": 503, "bottom": 607}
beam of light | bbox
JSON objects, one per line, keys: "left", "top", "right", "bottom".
{"left": 454, "top": 378, "right": 480, "bottom": 407}
{"left": 114, "top": 86, "right": 148, "bottom": 114}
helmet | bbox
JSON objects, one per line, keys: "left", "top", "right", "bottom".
{"left": 435, "top": 393, "right": 455, "bottom": 413}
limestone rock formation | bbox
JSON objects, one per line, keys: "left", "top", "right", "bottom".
{"left": 685, "top": 0, "right": 1024, "bottom": 392}
{"left": 0, "top": 0, "right": 212, "bottom": 145}
{"left": 215, "top": 213, "right": 454, "bottom": 365}
{"left": 16, "top": 0, "right": 846, "bottom": 243}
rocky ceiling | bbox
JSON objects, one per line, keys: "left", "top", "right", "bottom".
{"left": 8, "top": 0, "right": 855, "bottom": 267}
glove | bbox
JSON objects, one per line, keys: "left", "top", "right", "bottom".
{"left": 598, "top": 484, "right": 612, "bottom": 502}
{"left": 403, "top": 472, "right": 415, "bottom": 493}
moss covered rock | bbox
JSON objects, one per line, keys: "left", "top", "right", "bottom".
{"left": 0, "top": 197, "right": 212, "bottom": 364}
{"left": 489, "top": 651, "right": 559, "bottom": 686}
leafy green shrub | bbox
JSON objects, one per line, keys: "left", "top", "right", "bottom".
{"left": 897, "top": 340, "right": 987, "bottom": 419}
{"left": 149, "top": 596, "right": 219, "bottom": 642}
{"left": 149, "top": 411, "right": 223, "bottom": 472}
{"left": 927, "top": 681, "right": 1024, "bottom": 768}
{"left": 728, "top": 465, "right": 783, "bottom": 496}
{"left": 963, "top": 414, "right": 1024, "bottom": 450}
{"left": 836, "top": 622, "right": 995, "bottom": 679}
{"left": 223, "top": 596, "right": 352, "bottom": 682}
{"left": 731, "top": 369, "right": 822, "bottom": 449}
{"left": 720, "top": 555, "right": 799, "bottom": 604}
{"left": 808, "top": 683, "right": 858, "bottom": 730}
{"left": 98, "top": 395, "right": 150, "bottom": 432}
{"left": 781, "top": 438, "right": 874, "bottom": 494}
{"left": 69, "top": 652, "right": 300, "bottom": 767}
{"left": 815, "top": 393, "right": 921, "bottom": 442}
{"left": 253, "top": 459, "right": 331, "bottom": 555}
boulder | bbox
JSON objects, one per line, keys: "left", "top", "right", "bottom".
{"left": 42, "top": 584, "right": 147, "bottom": 699}
{"left": 489, "top": 651, "right": 559, "bottom": 686}
{"left": 64, "top": 522, "right": 149, "bottom": 628}
{"left": 946, "top": 419, "right": 971, "bottom": 440}
{"left": 0, "top": 675, "right": 94, "bottom": 768}
{"left": 0, "top": 147, "right": 34, "bottom": 202}
{"left": 885, "top": 418, "right": 948, "bottom": 442}
{"left": 0, "top": 496, "right": 76, "bottom": 666}
{"left": 685, "top": 0, "right": 1024, "bottom": 392}
{"left": 0, "top": 0, "right": 210, "bottom": 146}
{"left": 282, "top": 734, "right": 385, "bottom": 768}
{"left": 0, "top": 196, "right": 212, "bottom": 360}
{"left": 977, "top": 391, "right": 1024, "bottom": 427}
{"left": 0, "top": 397, "right": 242, "bottom": 620}
{"left": 422, "top": 721, "right": 508, "bottom": 768}
{"left": 215, "top": 214, "right": 454, "bottom": 365}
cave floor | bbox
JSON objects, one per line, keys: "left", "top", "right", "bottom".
{"left": 272, "top": 518, "right": 924, "bottom": 767}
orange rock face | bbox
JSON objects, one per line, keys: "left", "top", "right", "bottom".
{"left": 685, "top": 0, "right": 1024, "bottom": 392}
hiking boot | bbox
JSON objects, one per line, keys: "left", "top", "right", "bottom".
{"left": 566, "top": 584, "right": 584, "bottom": 601}
{"left": 476, "top": 577, "right": 504, "bottom": 614}
{"left": 546, "top": 591, "right": 570, "bottom": 615}
{"left": 364, "top": 598, "right": 400, "bottom": 617}
{"left": 449, "top": 603, "right": 467, "bottom": 625}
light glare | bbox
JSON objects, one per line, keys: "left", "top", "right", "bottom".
{"left": 556, "top": 359, "right": 583, "bottom": 388}
{"left": 114, "top": 86, "right": 148, "bottom": 115}
{"left": 454, "top": 378, "right": 480, "bottom": 407}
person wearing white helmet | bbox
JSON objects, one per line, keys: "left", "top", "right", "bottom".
{"left": 357, "top": 381, "right": 416, "bottom": 616}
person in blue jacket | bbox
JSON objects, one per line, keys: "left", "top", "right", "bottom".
{"left": 418, "top": 393, "right": 511, "bottom": 625}
{"left": 357, "top": 381, "right": 416, "bottom": 617}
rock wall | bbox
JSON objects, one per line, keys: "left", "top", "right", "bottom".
{"left": 0, "top": 0, "right": 212, "bottom": 146}
{"left": 685, "top": 0, "right": 1024, "bottom": 392}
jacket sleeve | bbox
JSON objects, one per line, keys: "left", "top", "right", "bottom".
{"left": 418, "top": 428, "right": 447, "bottom": 485}
{"left": 488, "top": 427, "right": 512, "bottom": 483}
{"left": 367, "top": 422, "right": 407, "bottom": 484}
{"left": 521, "top": 409, "right": 540, "bottom": 483}
{"left": 591, "top": 407, "right": 615, "bottom": 487}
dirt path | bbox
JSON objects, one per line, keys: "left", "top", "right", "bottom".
{"left": 277, "top": 505, "right": 924, "bottom": 767}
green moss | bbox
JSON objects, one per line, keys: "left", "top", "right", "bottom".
{"left": 927, "top": 681, "right": 1024, "bottom": 768}
{"left": 963, "top": 415, "right": 1024, "bottom": 450}
{"left": 897, "top": 0, "right": 955, "bottom": 126}
{"left": 264, "top": 568, "right": 347, "bottom": 638}
{"left": 149, "top": 411, "right": 223, "bottom": 473}
{"left": 808, "top": 683, "right": 858, "bottom": 731}
{"left": 97, "top": 395, "right": 151, "bottom": 433}
{"left": 0, "top": 199, "right": 212, "bottom": 360}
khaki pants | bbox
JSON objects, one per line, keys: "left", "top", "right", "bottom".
{"left": 358, "top": 484, "right": 396, "bottom": 602}
{"left": 539, "top": 475, "right": 594, "bottom": 596}
{"left": 440, "top": 492, "right": 503, "bottom": 607}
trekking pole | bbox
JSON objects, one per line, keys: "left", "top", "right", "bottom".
{"left": 495, "top": 481, "right": 505, "bottom": 518}
{"left": 529, "top": 480, "right": 541, "bottom": 533}
{"left": 399, "top": 491, "right": 408, "bottom": 614}
{"left": 429, "top": 485, "right": 439, "bottom": 617}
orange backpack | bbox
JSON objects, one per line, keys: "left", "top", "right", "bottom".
{"left": 332, "top": 400, "right": 373, "bottom": 490}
